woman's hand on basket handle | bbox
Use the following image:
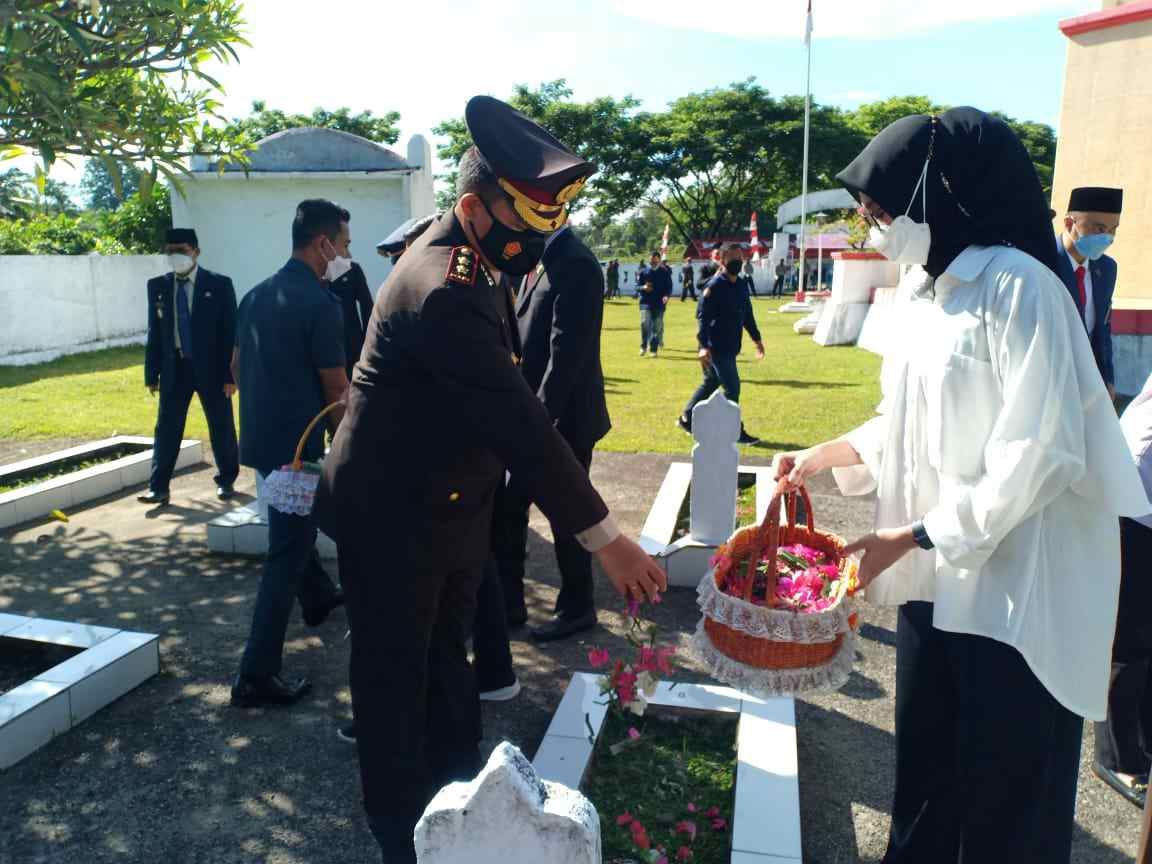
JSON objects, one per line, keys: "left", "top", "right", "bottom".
{"left": 773, "top": 440, "right": 864, "bottom": 491}
{"left": 595, "top": 535, "right": 668, "bottom": 603}
{"left": 844, "top": 526, "right": 916, "bottom": 590}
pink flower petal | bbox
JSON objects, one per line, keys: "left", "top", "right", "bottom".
{"left": 711, "top": 817, "right": 728, "bottom": 831}
{"left": 686, "top": 802, "right": 698, "bottom": 813}
{"left": 628, "top": 727, "right": 641, "bottom": 740}
{"left": 616, "top": 812, "right": 633, "bottom": 826}
{"left": 704, "top": 806, "right": 720, "bottom": 818}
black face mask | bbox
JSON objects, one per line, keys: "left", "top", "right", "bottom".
{"left": 474, "top": 199, "right": 547, "bottom": 277}
{"left": 724, "top": 259, "right": 743, "bottom": 276}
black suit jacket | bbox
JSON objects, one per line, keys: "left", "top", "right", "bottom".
{"left": 1053, "top": 234, "right": 1116, "bottom": 387}
{"left": 515, "top": 228, "right": 611, "bottom": 449}
{"left": 144, "top": 267, "right": 236, "bottom": 392}
{"left": 316, "top": 212, "right": 606, "bottom": 573}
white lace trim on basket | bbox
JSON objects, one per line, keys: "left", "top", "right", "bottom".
{"left": 689, "top": 619, "right": 856, "bottom": 698}
{"left": 696, "top": 569, "right": 855, "bottom": 644}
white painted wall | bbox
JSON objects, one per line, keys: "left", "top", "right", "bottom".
{"left": 170, "top": 173, "right": 407, "bottom": 299}
{"left": 0, "top": 254, "right": 168, "bottom": 365}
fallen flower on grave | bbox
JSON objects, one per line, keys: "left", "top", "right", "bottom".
{"left": 588, "top": 647, "right": 611, "bottom": 668}
{"left": 674, "top": 820, "right": 698, "bottom": 842}
{"left": 616, "top": 812, "right": 634, "bottom": 826}
{"left": 676, "top": 846, "right": 693, "bottom": 861}
{"left": 711, "top": 817, "right": 728, "bottom": 831}
{"left": 686, "top": 802, "right": 698, "bottom": 813}
{"left": 628, "top": 727, "right": 641, "bottom": 740}
{"left": 704, "top": 806, "right": 720, "bottom": 818}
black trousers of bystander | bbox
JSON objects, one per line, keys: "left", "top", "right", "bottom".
{"left": 884, "top": 601, "right": 1083, "bottom": 864}
{"left": 1096, "top": 518, "right": 1152, "bottom": 775}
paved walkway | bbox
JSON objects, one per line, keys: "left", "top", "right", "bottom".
{"left": 0, "top": 449, "right": 1142, "bottom": 862}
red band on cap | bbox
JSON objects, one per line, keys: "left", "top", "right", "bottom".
{"left": 505, "top": 179, "right": 558, "bottom": 206}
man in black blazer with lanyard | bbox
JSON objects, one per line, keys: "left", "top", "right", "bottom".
{"left": 140, "top": 228, "right": 240, "bottom": 505}
{"left": 1055, "top": 186, "right": 1123, "bottom": 399}
{"left": 494, "top": 224, "right": 612, "bottom": 642}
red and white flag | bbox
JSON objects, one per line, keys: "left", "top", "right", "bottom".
{"left": 659, "top": 222, "right": 670, "bottom": 260}
{"left": 803, "top": 0, "right": 813, "bottom": 46}
{"left": 749, "top": 211, "right": 761, "bottom": 263}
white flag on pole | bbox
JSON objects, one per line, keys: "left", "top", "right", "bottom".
{"left": 803, "top": 0, "right": 813, "bottom": 45}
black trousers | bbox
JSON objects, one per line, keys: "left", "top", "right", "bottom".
{"left": 773, "top": 275, "right": 786, "bottom": 296}
{"left": 341, "top": 538, "right": 484, "bottom": 863}
{"left": 494, "top": 443, "right": 595, "bottom": 618}
{"left": 1095, "top": 518, "right": 1152, "bottom": 775}
{"left": 680, "top": 282, "right": 697, "bottom": 301}
{"left": 149, "top": 356, "right": 239, "bottom": 493}
{"left": 885, "top": 602, "right": 1083, "bottom": 864}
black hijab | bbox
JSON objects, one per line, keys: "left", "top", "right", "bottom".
{"left": 836, "top": 107, "right": 1058, "bottom": 278}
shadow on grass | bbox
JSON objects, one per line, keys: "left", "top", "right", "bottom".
{"left": 0, "top": 346, "right": 143, "bottom": 391}
{"left": 741, "top": 379, "right": 856, "bottom": 390}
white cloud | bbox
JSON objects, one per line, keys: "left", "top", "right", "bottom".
{"left": 611, "top": 0, "right": 1086, "bottom": 40}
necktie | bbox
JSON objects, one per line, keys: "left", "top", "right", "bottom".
{"left": 176, "top": 278, "right": 193, "bottom": 359}
{"left": 1075, "top": 265, "right": 1087, "bottom": 322}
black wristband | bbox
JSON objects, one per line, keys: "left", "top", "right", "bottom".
{"left": 911, "top": 520, "right": 934, "bottom": 550}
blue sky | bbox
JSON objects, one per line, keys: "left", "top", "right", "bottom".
{"left": 31, "top": 0, "right": 1092, "bottom": 187}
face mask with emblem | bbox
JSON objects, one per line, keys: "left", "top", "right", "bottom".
{"left": 474, "top": 198, "right": 547, "bottom": 277}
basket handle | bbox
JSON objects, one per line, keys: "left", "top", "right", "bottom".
{"left": 291, "top": 402, "right": 343, "bottom": 470}
{"left": 739, "top": 480, "right": 815, "bottom": 602}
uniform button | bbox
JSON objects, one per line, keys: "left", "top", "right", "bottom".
{"left": 449, "top": 492, "right": 461, "bottom": 502}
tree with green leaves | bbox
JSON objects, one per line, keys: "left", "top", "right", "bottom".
{"left": 224, "top": 100, "right": 402, "bottom": 146}
{"left": 79, "top": 159, "right": 141, "bottom": 210}
{"left": 0, "top": 0, "right": 250, "bottom": 198}
{"left": 0, "top": 168, "right": 73, "bottom": 216}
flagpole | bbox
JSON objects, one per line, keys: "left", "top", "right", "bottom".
{"left": 799, "top": 0, "right": 812, "bottom": 300}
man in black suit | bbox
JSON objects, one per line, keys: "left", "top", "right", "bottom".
{"left": 140, "top": 228, "right": 239, "bottom": 505}
{"left": 492, "top": 225, "right": 612, "bottom": 642}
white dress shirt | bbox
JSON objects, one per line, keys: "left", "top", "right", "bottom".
{"left": 1120, "top": 372, "right": 1152, "bottom": 530}
{"left": 173, "top": 265, "right": 198, "bottom": 353}
{"left": 833, "top": 246, "right": 1149, "bottom": 719}
{"left": 1064, "top": 246, "right": 1094, "bottom": 334}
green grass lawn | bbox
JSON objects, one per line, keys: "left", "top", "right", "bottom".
{"left": 0, "top": 298, "right": 881, "bottom": 455}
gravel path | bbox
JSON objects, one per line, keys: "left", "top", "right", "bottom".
{"left": 0, "top": 452, "right": 1141, "bottom": 862}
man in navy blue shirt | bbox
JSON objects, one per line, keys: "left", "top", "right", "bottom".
{"left": 229, "top": 199, "right": 350, "bottom": 709}
{"left": 678, "top": 243, "right": 764, "bottom": 444}
{"left": 637, "top": 251, "right": 673, "bottom": 356}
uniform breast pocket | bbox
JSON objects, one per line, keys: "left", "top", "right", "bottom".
{"left": 925, "top": 352, "right": 1000, "bottom": 479}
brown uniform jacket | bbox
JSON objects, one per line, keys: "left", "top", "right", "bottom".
{"left": 315, "top": 211, "right": 607, "bottom": 573}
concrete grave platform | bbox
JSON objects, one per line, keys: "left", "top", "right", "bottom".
{"left": 0, "top": 613, "right": 159, "bottom": 770}
{"left": 0, "top": 435, "right": 202, "bottom": 530}
{"left": 534, "top": 672, "right": 802, "bottom": 863}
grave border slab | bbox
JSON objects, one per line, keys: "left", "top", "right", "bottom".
{"left": 0, "top": 435, "right": 202, "bottom": 530}
{"left": 533, "top": 672, "right": 802, "bottom": 863}
{"left": 0, "top": 614, "right": 159, "bottom": 770}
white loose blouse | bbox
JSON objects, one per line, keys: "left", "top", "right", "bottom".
{"left": 834, "top": 245, "right": 1150, "bottom": 720}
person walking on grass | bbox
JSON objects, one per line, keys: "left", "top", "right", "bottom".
{"left": 637, "top": 251, "right": 672, "bottom": 356}
{"left": 677, "top": 242, "right": 764, "bottom": 445}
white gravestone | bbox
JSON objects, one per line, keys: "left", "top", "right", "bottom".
{"left": 689, "top": 390, "right": 741, "bottom": 545}
{"left": 415, "top": 741, "right": 601, "bottom": 864}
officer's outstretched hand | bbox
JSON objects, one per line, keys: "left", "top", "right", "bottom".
{"left": 595, "top": 535, "right": 667, "bottom": 603}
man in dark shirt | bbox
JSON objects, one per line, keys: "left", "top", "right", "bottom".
{"left": 229, "top": 199, "right": 350, "bottom": 709}
{"left": 679, "top": 242, "right": 764, "bottom": 444}
{"left": 680, "top": 257, "right": 697, "bottom": 301}
{"left": 638, "top": 251, "right": 673, "bottom": 356}
{"left": 743, "top": 257, "right": 758, "bottom": 295}
{"left": 324, "top": 213, "right": 374, "bottom": 379}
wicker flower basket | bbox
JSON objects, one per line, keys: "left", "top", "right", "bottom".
{"left": 690, "top": 482, "right": 859, "bottom": 697}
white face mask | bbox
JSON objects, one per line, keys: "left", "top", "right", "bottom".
{"left": 868, "top": 158, "right": 932, "bottom": 266}
{"left": 324, "top": 255, "right": 353, "bottom": 282}
{"left": 169, "top": 253, "right": 195, "bottom": 276}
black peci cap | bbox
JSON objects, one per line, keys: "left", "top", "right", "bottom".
{"left": 1068, "top": 187, "right": 1123, "bottom": 214}
{"left": 166, "top": 228, "right": 198, "bottom": 246}
{"left": 464, "top": 95, "right": 596, "bottom": 233}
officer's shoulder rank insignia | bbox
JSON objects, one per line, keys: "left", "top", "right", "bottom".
{"left": 446, "top": 245, "right": 478, "bottom": 287}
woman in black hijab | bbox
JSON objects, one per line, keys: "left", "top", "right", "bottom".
{"left": 771, "top": 108, "right": 1148, "bottom": 863}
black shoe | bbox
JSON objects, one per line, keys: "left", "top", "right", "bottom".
{"left": 1093, "top": 762, "right": 1148, "bottom": 808}
{"left": 738, "top": 428, "right": 761, "bottom": 445}
{"left": 676, "top": 415, "right": 692, "bottom": 435}
{"left": 505, "top": 605, "right": 528, "bottom": 628}
{"left": 337, "top": 722, "right": 357, "bottom": 744}
{"left": 137, "top": 491, "right": 170, "bottom": 506}
{"left": 216, "top": 484, "right": 236, "bottom": 500}
{"left": 302, "top": 591, "right": 344, "bottom": 627}
{"left": 230, "top": 674, "right": 311, "bottom": 707}
{"left": 530, "top": 610, "right": 597, "bottom": 643}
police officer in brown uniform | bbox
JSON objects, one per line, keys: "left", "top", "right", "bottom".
{"left": 315, "top": 96, "right": 666, "bottom": 864}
